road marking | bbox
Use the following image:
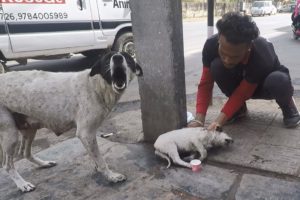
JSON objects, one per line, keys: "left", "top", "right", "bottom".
{"left": 263, "top": 31, "right": 286, "bottom": 39}
{"left": 185, "top": 49, "right": 201, "bottom": 56}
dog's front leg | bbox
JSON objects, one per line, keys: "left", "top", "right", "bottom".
{"left": 194, "top": 142, "right": 207, "bottom": 161}
{"left": 77, "top": 130, "right": 126, "bottom": 183}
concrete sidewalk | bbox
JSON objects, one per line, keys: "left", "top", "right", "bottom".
{"left": 1, "top": 96, "right": 300, "bottom": 200}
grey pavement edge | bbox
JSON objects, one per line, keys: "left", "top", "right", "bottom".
{"left": 1, "top": 96, "right": 300, "bottom": 200}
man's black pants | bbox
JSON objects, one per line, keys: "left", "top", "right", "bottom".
{"left": 210, "top": 58, "right": 294, "bottom": 105}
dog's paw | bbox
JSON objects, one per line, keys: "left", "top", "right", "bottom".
{"left": 107, "top": 171, "right": 126, "bottom": 183}
{"left": 18, "top": 181, "right": 35, "bottom": 192}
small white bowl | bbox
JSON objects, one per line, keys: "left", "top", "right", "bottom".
{"left": 190, "top": 159, "right": 202, "bottom": 172}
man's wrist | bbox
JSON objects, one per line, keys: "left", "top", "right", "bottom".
{"left": 215, "top": 112, "right": 228, "bottom": 127}
{"left": 190, "top": 119, "right": 204, "bottom": 126}
{"left": 195, "top": 113, "right": 205, "bottom": 123}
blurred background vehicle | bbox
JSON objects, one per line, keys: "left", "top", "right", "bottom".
{"left": 251, "top": 1, "right": 273, "bottom": 16}
{"left": 278, "top": 4, "right": 295, "bottom": 13}
{"left": 271, "top": 4, "right": 277, "bottom": 15}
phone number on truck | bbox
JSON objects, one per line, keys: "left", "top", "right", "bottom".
{"left": 0, "top": 12, "right": 68, "bottom": 21}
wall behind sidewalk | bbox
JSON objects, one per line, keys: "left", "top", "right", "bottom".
{"left": 182, "top": 1, "right": 239, "bottom": 19}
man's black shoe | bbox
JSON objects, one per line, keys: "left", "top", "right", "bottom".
{"left": 277, "top": 98, "right": 300, "bottom": 128}
{"left": 284, "top": 115, "right": 300, "bottom": 128}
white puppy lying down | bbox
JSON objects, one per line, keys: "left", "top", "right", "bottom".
{"left": 154, "top": 127, "right": 233, "bottom": 168}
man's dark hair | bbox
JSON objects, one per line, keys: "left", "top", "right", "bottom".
{"left": 216, "top": 12, "right": 259, "bottom": 44}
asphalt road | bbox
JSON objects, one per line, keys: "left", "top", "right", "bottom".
{"left": 183, "top": 13, "right": 293, "bottom": 55}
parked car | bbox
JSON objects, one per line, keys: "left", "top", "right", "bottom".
{"left": 251, "top": 1, "right": 273, "bottom": 16}
{"left": 278, "top": 4, "right": 295, "bottom": 13}
{"left": 271, "top": 5, "right": 277, "bottom": 15}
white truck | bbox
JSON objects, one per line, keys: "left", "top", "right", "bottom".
{"left": 0, "top": 0, "right": 134, "bottom": 67}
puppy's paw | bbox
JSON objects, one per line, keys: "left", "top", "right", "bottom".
{"left": 106, "top": 171, "right": 126, "bottom": 183}
{"left": 18, "top": 181, "right": 35, "bottom": 193}
{"left": 199, "top": 156, "right": 207, "bottom": 162}
{"left": 199, "top": 152, "right": 207, "bottom": 161}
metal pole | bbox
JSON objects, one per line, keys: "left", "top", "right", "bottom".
{"left": 207, "top": 0, "right": 215, "bottom": 105}
{"left": 207, "top": 0, "right": 214, "bottom": 37}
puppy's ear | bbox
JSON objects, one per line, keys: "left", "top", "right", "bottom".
{"left": 215, "top": 126, "right": 223, "bottom": 132}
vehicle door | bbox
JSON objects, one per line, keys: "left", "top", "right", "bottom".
{"left": 0, "top": 3, "right": 11, "bottom": 55}
{"left": 1, "top": 0, "right": 95, "bottom": 52}
{"left": 97, "top": 0, "right": 131, "bottom": 34}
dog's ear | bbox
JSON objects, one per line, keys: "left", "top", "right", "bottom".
{"left": 89, "top": 52, "right": 113, "bottom": 84}
{"left": 89, "top": 57, "right": 103, "bottom": 77}
{"left": 135, "top": 62, "right": 143, "bottom": 76}
{"left": 121, "top": 52, "right": 143, "bottom": 76}
{"left": 90, "top": 51, "right": 115, "bottom": 77}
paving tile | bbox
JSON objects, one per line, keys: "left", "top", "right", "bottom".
{"left": 162, "top": 165, "right": 238, "bottom": 200}
{"left": 260, "top": 126, "right": 300, "bottom": 148}
{"left": 208, "top": 123, "right": 267, "bottom": 166}
{"left": 208, "top": 121, "right": 300, "bottom": 176}
{"left": 1, "top": 96, "right": 300, "bottom": 199}
{"left": 98, "top": 109, "right": 144, "bottom": 143}
{"left": 236, "top": 174, "right": 300, "bottom": 200}
{"left": 0, "top": 138, "right": 237, "bottom": 200}
{"left": 248, "top": 144, "right": 300, "bottom": 176}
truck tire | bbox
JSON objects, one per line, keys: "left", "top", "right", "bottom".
{"left": 112, "top": 32, "right": 135, "bottom": 59}
{"left": 81, "top": 49, "right": 107, "bottom": 58}
{"left": 0, "top": 61, "right": 8, "bottom": 73}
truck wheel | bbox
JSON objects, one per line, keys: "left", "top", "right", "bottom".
{"left": 0, "top": 61, "right": 8, "bottom": 73}
{"left": 81, "top": 49, "right": 107, "bottom": 58}
{"left": 113, "top": 32, "right": 135, "bottom": 60}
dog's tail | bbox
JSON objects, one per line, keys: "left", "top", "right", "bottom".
{"left": 155, "top": 150, "right": 171, "bottom": 168}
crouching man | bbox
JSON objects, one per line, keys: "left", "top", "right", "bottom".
{"left": 189, "top": 12, "right": 300, "bottom": 130}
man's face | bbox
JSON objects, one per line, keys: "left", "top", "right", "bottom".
{"left": 218, "top": 34, "right": 251, "bottom": 69}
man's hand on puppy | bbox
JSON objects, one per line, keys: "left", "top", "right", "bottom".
{"left": 207, "top": 112, "right": 228, "bottom": 131}
{"left": 188, "top": 112, "right": 229, "bottom": 131}
{"left": 207, "top": 121, "right": 221, "bottom": 131}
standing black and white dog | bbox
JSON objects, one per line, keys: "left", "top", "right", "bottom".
{"left": 0, "top": 51, "right": 142, "bottom": 192}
